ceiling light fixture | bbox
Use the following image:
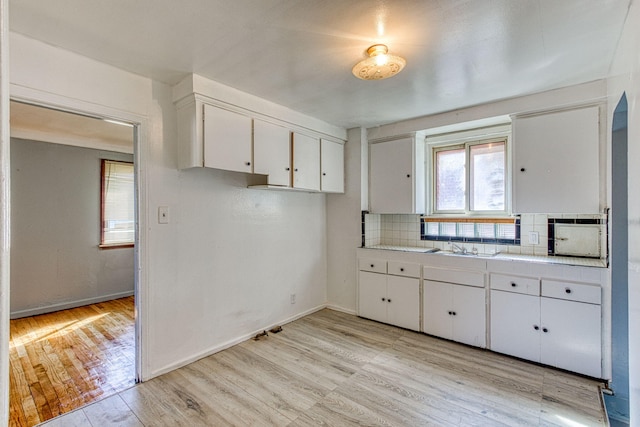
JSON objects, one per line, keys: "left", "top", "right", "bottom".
{"left": 352, "top": 44, "right": 406, "bottom": 80}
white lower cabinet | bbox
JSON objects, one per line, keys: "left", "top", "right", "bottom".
{"left": 358, "top": 259, "right": 420, "bottom": 331}
{"left": 423, "top": 280, "right": 486, "bottom": 348}
{"left": 490, "top": 276, "right": 602, "bottom": 378}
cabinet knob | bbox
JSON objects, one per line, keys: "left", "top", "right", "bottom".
{"left": 381, "top": 297, "right": 386, "bottom": 302}
{"left": 387, "top": 299, "right": 392, "bottom": 303}
{"left": 452, "top": 311, "right": 456, "bottom": 316}
{"left": 294, "top": 168, "right": 298, "bottom": 172}
{"left": 511, "top": 282, "right": 517, "bottom": 287}
{"left": 565, "top": 288, "right": 572, "bottom": 294}
{"left": 533, "top": 325, "right": 539, "bottom": 331}
{"left": 400, "top": 268, "right": 404, "bottom": 272}
{"left": 448, "top": 311, "right": 452, "bottom": 315}
{"left": 322, "top": 172, "right": 327, "bottom": 176}
{"left": 406, "top": 174, "right": 411, "bottom": 178}
{"left": 370, "top": 264, "right": 374, "bottom": 268}
{"left": 542, "top": 327, "right": 549, "bottom": 333}
{"left": 520, "top": 167, "right": 526, "bottom": 172}
{"left": 285, "top": 167, "right": 290, "bottom": 171}
{"left": 245, "top": 161, "right": 251, "bottom": 166}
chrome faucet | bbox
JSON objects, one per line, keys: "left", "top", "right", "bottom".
{"left": 451, "top": 242, "right": 466, "bottom": 254}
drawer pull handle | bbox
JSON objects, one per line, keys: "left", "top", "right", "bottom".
{"left": 370, "top": 264, "right": 374, "bottom": 268}
{"left": 533, "top": 325, "right": 539, "bottom": 331}
{"left": 542, "top": 327, "right": 549, "bottom": 333}
{"left": 400, "top": 268, "right": 404, "bottom": 272}
{"left": 565, "top": 288, "right": 572, "bottom": 294}
{"left": 511, "top": 282, "right": 517, "bottom": 287}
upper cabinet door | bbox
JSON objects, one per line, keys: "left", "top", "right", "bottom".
{"left": 253, "top": 120, "right": 291, "bottom": 186}
{"left": 203, "top": 104, "right": 253, "bottom": 173}
{"left": 320, "top": 139, "right": 344, "bottom": 193}
{"left": 512, "top": 106, "right": 600, "bottom": 213}
{"left": 370, "top": 137, "right": 424, "bottom": 214}
{"left": 292, "top": 132, "right": 320, "bottom": 191}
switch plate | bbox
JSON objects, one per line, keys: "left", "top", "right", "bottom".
{"left": 158, "top": 206, "right": 169, "bottom": 224}
{"left": 529, "top": 231, "right": 539, "bottom": 245}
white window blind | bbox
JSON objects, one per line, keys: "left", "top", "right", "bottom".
{"left": 101, "top": 160, "right": 134, "bottom": 246}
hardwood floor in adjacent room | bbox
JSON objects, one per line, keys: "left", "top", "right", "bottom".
{"left": 9, "top": 296, "right": 135, "bottom": 427}
{"left": 38, "top": 308, "right": 606, "bottom": 426}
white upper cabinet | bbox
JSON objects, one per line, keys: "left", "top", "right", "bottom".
{"left": 369, "top": 135, "right": 425, "bottom": 214}
{"left": 292, "top": 132, "right": 320, "bottom": 191}
{"left": 320, "top": 139, "right": 344, "bottom": 193}
{"left": 253, "top": 119, "right": 291, "bottom": 187}
{"left": 203, "top": 104, "right": 253, "bottom": 173}
{"left": 512, "top": 106, "right": 600, "bottom": 213}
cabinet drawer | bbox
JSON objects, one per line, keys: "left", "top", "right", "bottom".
{"left": 388, "top": 261, "right": 421, "bottom": 278}
{"left": 490, "top": 274, "right": 540, "bottom": 296}
{"left": 359, "top": 258, "right": 387, "bottom": 274}
{"left": 541, "top": 280, "right": 601, "bottom": 305}
{"left": 423, "top": 267, "right": 485, "bottom": 288}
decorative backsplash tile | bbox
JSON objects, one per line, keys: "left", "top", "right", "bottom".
{"left": 362, "top": 212, "right": 607, "bottom": 259}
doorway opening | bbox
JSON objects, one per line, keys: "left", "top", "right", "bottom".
{"left": 8, "top": 100, "right": 140, "bottom": 426}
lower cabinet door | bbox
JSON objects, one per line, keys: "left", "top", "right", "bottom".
{"left": 387, "top": 275, "right": 420, "bottom": 331}
{"left": 423, "top": 280, "right": 453, "bottom": 340}
{"left": 358, "top": 271, "right": 387, "bottom": 323}
{"left": 540, "top": 297, "right": 601, "bottom": 378}
{"left": 490, "top": 290, "right": 541, "bottom": 362}
{"left": 452, "top": 285, "right": 486, "bottom": 348}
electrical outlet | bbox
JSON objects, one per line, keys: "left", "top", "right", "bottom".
{"left": 529, "top": 231, "right": 539, "bottom": 245}
{"left": 290, "top": 294, "right": 296, "bottom": 304}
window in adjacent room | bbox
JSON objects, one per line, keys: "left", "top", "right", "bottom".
{"left": 100, "top": 159, "right": 134, "bottom": 247}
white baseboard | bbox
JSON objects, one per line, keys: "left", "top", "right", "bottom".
{"left": 325, "top": 303, "right": 357, "bottom": 315}
{"left": 147, "top": 304, "right": 328, "bottom": 380}
{"left": 10, "top": 290, "right": 135, "bottom": 319}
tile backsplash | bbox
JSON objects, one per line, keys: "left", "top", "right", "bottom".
{"left": 363, "top": 212, "right": 607, "bottom": 259}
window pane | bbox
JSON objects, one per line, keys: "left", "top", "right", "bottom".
{"left": 426, "top": 222, "right": 439, "bottom": 235}
{"left": 477, "top": 223, "right": 495, "bottom": 238}
{"left": 435, "top": 148, "right": 465, "bottom": 211}
{"left": 457, "top": 223, "right": 475, "bottom": 237}
{"left": 102, "top": 160, "right": 134, "bottom": 245}
{"left": 470, "top": 142, "right": 505, "bottom": 211}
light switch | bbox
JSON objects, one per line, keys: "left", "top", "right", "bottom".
{"left": 158, "top": 206, "right": 169, "bottom": 224}
{"left": 529, "top": 231, "right": 539, "bottom": 245}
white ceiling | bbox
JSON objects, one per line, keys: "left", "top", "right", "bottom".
{"left": 10, "top": 101, "right": 134, "bottom": 153}
{"left": 8, "top": 0, "right": 632, "bottom": 129}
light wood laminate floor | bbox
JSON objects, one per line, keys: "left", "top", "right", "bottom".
{"left": 39, "top": 309, "right": 606, "bottom": 426}
{"left": 9, "top": 296, "right": 135, "bottom": 427}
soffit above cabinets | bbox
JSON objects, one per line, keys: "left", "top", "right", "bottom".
{"left": 10, "top": 101, "right": 134, "bottom": 154}
{"left": 8, "top": 0, "right": 632, "bottom": 128}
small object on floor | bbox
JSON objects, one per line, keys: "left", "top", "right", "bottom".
{"left": 253, "top": 330, "right": 268, "bottom": 341}
{"left": 269, "top": 326, "right": 283, "bottom": 334}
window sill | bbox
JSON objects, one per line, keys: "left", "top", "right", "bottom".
{"left": 422, "top": 216, "right": 516, "bottom": 224}
{"left": 99, "top": 243, "right": 134, "bottom": 249}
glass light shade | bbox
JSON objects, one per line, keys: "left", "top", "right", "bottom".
{"left": 352, "top": 44, "right": 406, "bottom": 80}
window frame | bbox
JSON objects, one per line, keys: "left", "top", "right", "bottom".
{"left": 100, "top": 159, "right": 135, "bottom": 249}
{"left": 426, "top": 125, "right": 511, "bottom": 217}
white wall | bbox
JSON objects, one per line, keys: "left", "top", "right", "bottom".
{"left": 608, "top": 0, "right": 640, "bottom": 421}
{"left": 10, "top": 138, "right": 134, "bottom": 318}
{"left": 7, "top": 32, "right": 334, "bottom": 383}
{"left": 326, "top": 127, "right": 366, "bottom": 313}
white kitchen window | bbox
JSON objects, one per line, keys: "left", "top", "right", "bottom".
{"left": 429, "top": 126, "right": 510, "bottom": 216}
{"left": 100, "top": 159, "right": 134, "bottom": 247}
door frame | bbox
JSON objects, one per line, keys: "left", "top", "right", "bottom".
{"left": 8, "top": 86, "right": 148, "bottom": 383}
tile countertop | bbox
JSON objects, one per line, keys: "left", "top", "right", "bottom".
{"left": 362, "top": 245, "right": 608, "bottom": 268}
